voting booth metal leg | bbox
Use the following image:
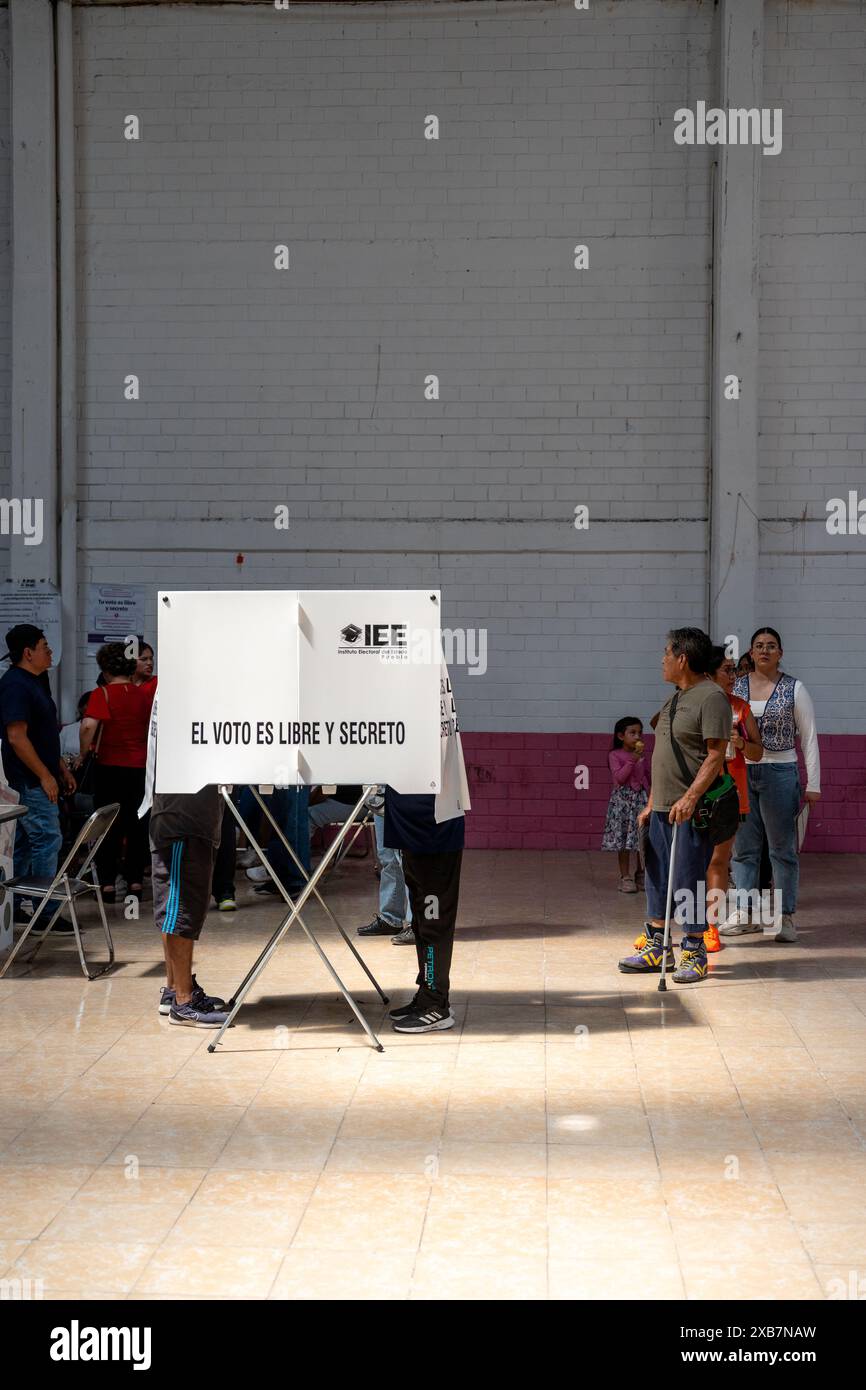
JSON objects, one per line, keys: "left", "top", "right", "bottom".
{"left": 248, "top": 785, "right": 388, "bottom": 1005}
{"left": 209, "top": 787, "right": 386, "bottom": 1053}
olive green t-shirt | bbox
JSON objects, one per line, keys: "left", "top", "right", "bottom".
{"left": 651, "top": 681, "right": 733, "bottom": 812}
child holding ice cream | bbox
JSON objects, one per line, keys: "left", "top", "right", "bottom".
{"left": 601, "top": 716, "right": 650, "bottom": 893}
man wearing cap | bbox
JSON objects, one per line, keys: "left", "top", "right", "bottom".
{"left": 0, "top": 625, "right": 77, "bottom": 932}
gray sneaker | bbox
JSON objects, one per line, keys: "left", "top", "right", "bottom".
{"left": 773, "top": 913, "right": 798, "bottom": 943}
{"left": 169, "top": 999, "right": 230, "bottom": 1028}
{"left": 719, "top": 909, "right": 761, "bottom": 937}
{"left": 391, "top": 924, "right": 416, "bottom": 945}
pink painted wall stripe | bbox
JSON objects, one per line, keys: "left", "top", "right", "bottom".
{"left": 461, "top": 734, "right": 864, "bottom": 852}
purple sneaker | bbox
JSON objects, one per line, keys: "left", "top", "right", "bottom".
{"left": 618, "top": 931, "right": 675, "bottom": 974}
{"left": 159, "top": 975, "right": 231, "bottom": 1016}
{"left": 169, "top": 999, "right": 230, "bottom": 1028}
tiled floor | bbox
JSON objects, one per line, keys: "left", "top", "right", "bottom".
{"left": 1, "top": 850, "right": 865, "bottom": 1301}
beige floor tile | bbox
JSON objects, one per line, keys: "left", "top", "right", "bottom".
{"left": 325, "top": 1139, "right": 437, "bottom": 1177}
{"left": 437, "top": 1140, "right": 547, "bottom": 1178}
{"left": 422, "top": 1175, "right": 547, "bottom": 1256}
{"left": 671, "top": 1217, "right": 808, "bottom": 1264}
{"left": 0, "top": 1162, "right": 95, "bottom": 1196}
{"left": 681, "top": 1259, "right": 825, "bottom": 1300}
{"left": 547, "top": 1148, "right": 661, "bottom": 1182}
{"left": 411, "top": 1248, "right": 547, "bottom": 1300}
{"left": 172, "top": 1205, "right": 304, "bottom": 1248}
{"left": 190, "top": 1169, "right": 316, "bottom": 1209}
{"left": 547, "top": 1101, "right": 652, "bottom": 1149}
{"left": 214, "top": 1133, "right": 332, "bottom": 1172}
{"left": 339, "top": 1096, "right": 449, "bottom": 1143}
{"left": 663, "top": 1180, "right": 790, "bottom": 1221}
{"left": 2, "top": 852, "right": 864, "bottom": 1300}
{"left": 10, "top": 1239, "right": 156, "bottom": 1293}
{"left": 292, "top": 1173, "right": 431, "bottom": 1252}
{"left": 444, "top": 1090, "right": 547, "bottom": 1144}
{"left": 797, "top": 1223, "right": 866, "bottom": 1266}
{"left": 0, "top": 1239, "right": 30, "bottom": 1275}
{"left": 41, "top": 1200, "right": 183, "bottom": 1245}
{"left": 0, "top": 1199, "right": 72, "bottom": 1240}
{"left": 269, "top": 1249, "right": 414, "bottom": 1300}
{"left": 133, "top": 1243, "right": 285, "bottom": 1298}
{"left": 549, "top": 1257, "right": 684, "bottom": 1300}
{"left": 76, "top": 1165, "right": 207, "bottom": 1205}
{"left": 547, "top": 1210, "right": 677, "bottom": 1264}
{"left": 232, "top": 1105, "right": 346, "bottom": 1141}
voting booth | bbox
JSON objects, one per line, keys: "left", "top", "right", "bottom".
{"left": 154, "top": 590, "right": 463, "bottom": 1051}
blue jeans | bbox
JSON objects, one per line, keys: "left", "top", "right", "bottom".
{"left": 235, "top": 786, "right": 311, "bottom": 894}
{"left": 374, "top": 813, "right": 411, "bottom": 928}
{"left": 269, "top": 786, "right": 311, "bottom": 893}
{"left": 645, "top": 811, "right": 713, "bottom": 944}
{"left": 12, "top": 784, "right": 64, "bottom": 916}
{"left": 733, "top": 763, "right": 800, "bottom": 914}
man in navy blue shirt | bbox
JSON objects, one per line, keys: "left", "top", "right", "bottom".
{"left": 383, "top": 789, "right": 464, "bottom": 1033}
{"left": 0, "top": 625, "right": 76, "bottom": 930}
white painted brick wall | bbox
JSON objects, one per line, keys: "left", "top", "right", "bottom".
{"left": 73, "top": 0, "right": 715, "bottom": 729}
{"left": 759, "top": 1, "right": 866, "bottom": 730}
{"left": 0, "top": 3, "right": 861, "bottom": 732}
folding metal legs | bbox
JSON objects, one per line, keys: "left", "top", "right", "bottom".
{"left": 207, "top": 786, "right": 389, "bottom": 1054}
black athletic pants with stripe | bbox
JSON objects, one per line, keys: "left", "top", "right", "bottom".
{"left": 401, "top": 849, "right": 463, "bottom": 1013}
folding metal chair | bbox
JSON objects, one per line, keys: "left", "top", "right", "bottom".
{"left": 0, "top": 801, "right": 121, "bottom": 981}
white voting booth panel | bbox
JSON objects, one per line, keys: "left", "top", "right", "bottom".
{"left": 156, "top": 590, "right": 442, "bottom": 793}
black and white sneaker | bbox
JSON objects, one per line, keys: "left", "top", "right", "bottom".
{"left": 388, "top": 995, "right": 420, "bottom": 1021}
{"left": 391, "top": 1007, "right": 455, "bottom": 1034}
{"left": 357, "top": 915, "right": 398, "bottom": 938}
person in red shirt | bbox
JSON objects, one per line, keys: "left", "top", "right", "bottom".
{"left": 79, "top": 642, "right": 156, "bottom": 901}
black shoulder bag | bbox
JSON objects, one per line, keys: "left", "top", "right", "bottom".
{"left": 668, "top": 691, "right": 740, "bottom": 846}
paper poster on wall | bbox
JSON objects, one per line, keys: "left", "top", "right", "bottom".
{"left": 86, "top": 584, "right": 147, "bottom": 651}
{"left": 155, "top": 590, "right": 442, "bottom": 793}
{"left": 0, "top": 582, "right": 62, "bottom": 664}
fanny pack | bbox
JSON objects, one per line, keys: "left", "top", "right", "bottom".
{"left": 668, "top": 691, "right": 739, "bottom": 846}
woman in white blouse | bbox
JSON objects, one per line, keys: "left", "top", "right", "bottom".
{"left": 723, "top": 627, "right": 820, "bottom": 943}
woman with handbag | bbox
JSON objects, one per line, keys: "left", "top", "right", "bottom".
{"left": 79, "top": 643, "right": 156, "bottom": 902}
{"left": 618, "top": 628, "right": 733, "bottom": 985}
{"left": 724, "top": 627, "right": 821, "bottom": 944}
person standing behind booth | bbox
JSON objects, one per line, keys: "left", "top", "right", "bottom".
{"left": 357, "top": 786, "right": 414, "bottom": 945}
{"left": 725, "top": 627, "right": 820, "bottom": 944}
{"left": 384, "top": 791, "right": 464, "bottom": 1033}
{"left": 0, "top": 625, "right": 77, "bottom": 932}
{"left": 150, "top": 786, "right": 233, "bottom": 1026}
{"left": 80, "top": 643, "right": 155, "bottom": 902}
{"left": 386, "top": 666, "right": 470, "bottom": 1033}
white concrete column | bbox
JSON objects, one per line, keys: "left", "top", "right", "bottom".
{"left": 709, "top": 0, "right": 763, "bottom": 654}
{"left": 9, "top": 0, "right": 57, "bottom": 585}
